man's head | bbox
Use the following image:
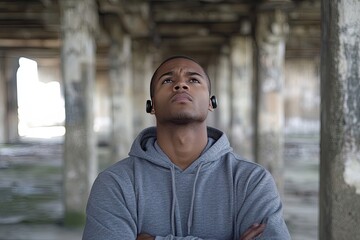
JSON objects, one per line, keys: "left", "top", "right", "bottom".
{"left": 149, "top": 56, "right": 211, "bottom": 98}
{"left": 147, "top": 56, "right": 216, "bottom": 124}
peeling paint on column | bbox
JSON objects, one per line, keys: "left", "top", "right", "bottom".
{"left": 344, "top": 150, "right": 360, "bottom": 194}
{"left": 338, "top": 1, "right": 360, "bottom": 195}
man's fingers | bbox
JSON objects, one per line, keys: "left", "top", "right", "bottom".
{"left": 137, "top": 233, "right": 155, "bottom": 240}
{"left": 240, "top": 223, "right": 266, "bottom": 240}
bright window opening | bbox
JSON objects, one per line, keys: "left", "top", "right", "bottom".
{"left": 17, "top": 57, "right": 65, "bottom": 139}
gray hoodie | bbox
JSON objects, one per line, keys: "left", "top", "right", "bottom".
{"left": 83, "top": 127, "right": 290, "bottom": 240}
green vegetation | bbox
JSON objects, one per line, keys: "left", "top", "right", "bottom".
{"left": 63, "top": 211, "right": 86, "bottom": 227}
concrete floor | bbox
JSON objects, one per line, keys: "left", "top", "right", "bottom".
{"left": 0, "top": 224, "right": 83, "bottom": 240}
{"left": 0, "top": 134, "right": 319, "bottom": 240}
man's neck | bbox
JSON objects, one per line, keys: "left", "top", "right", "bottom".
{"left": 156, "top": 123, "right": 208, "bottom": 170}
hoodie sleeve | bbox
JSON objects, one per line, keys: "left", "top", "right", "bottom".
{"left": 82, "top": 170, "right": 138, "bottom": 240}
{"left": 236, "top": 167, "right": 291, "bottom": 239}
{"left": 155, "top": 235, "right": 216, "bottom": 240}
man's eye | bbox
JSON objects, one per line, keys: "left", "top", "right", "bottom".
{"left": 189, "top": 79, "right": 200, "bottom": 83}
{"left": 162, "top": 78, "right": 173, "bottom": 84}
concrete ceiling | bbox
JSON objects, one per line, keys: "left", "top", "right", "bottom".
{"left": 0, "top": 0, "right": 320, "bottom": 64}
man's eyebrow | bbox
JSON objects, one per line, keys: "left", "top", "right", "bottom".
{"left": 187, "top": 72, "right": 205, "bottom": 78}
{"left": 157, "top": 71, "right": 205, "bottom": 80}
{"left": 158, "top": 71, "right": 173, "bottom": 80}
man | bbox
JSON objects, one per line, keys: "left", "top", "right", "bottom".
{"left": 83, "top": 56, "right": 290, "bottom": 240}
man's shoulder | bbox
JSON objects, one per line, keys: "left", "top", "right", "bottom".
{"left": 225, "top": 151, "right": 265, "bottom": 168}
{"left": 222, "top": 151, "right": 271, "bottom": 178}
{"left": 97, "top": 156, "right": 137, "bottom": 181}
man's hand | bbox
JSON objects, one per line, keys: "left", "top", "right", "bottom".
{"left": 137, "top": 224, "right": 265, "bottom": 240}
{"left": 240, "top": 223, "right": 266, "bottom": 240}
{"left": 137, "top": 233, "right": 155, "bottom": 240}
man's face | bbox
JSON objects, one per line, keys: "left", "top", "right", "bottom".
{"left": 151, "top": 58, "right": 212, "bottom": 124}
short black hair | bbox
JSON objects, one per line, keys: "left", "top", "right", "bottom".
{"left": 149, "top": 55, "right": 211, "bottom": 98}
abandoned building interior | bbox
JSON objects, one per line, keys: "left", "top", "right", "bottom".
{"left": 0, "top": 0, "right": 359, "bottom": 239}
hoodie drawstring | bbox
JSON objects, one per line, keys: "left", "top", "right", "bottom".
{"left": 170, "top": 162, "right": 204, "bottom": 236}
{"left": 170, "top": 164, "right": 177, "bottom": 236}
{"left": 187, "top": 162, "right": 203, "bottom": 235}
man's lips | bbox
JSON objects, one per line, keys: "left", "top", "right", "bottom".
{"left": 171, "top": 92, "right": 192, "bottom": 103}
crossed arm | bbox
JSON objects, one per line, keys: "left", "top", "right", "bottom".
{"left": 137, "top": 223, "right": 266, "bottom": 240}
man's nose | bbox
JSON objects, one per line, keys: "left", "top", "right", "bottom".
{"left": 173, "top": 81, "right": 189, "bottom": 91}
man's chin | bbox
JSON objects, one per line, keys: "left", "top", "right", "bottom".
{"left": 169, "top": 113, "right": 206, "bottom": 125}
{"left": 170, "top": 117, "right": 194, "bottom": 125}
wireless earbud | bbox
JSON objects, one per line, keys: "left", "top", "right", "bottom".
{"left": 146, "top": 100, "right": 153, "bottom": 113}
{"left": 210, "top": 95, "right": 217, "bottom": 109}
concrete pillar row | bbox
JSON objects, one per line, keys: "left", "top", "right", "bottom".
{"left": 255, "top": 7, "right": 288, "bottom": 193}
{"left": 132, "top": 39, "right": 155, "bottom": 135}
{"left": 5, "top": 56, "right": 20, "bottom": 143}
{"left": 320, "top": 0, "right": 360, "bottom": 239}
{"left": 60, "top": 0, "right": 98, "bottom": 226}
{"left": 214, "top": 46, "right": 231, "bottom": 134}
{"left": 229, "top": 36, "right": 254, "bottom": 160}
{"left": 0, "top": 54, "right": 6, "bottom": 143}
{"left": 108, "top": 33, "right": 134, "bottom": 163}
{"left": 205, "top": 56, "right": 218, "bottom": 127}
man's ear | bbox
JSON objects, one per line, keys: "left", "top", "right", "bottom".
{"left": 208, "top": 99, "right": 214, "bottom": 112}
{"left": 150, "top": 99, "right": 155, "bottom": 115}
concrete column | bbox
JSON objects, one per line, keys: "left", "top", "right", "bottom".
{"left": 320, "top": 1, "right": 360, "bottom": 239}
{"left": 132, "top": 39, "right": 154, "bottom": 134}
{"left": 255, "top": 6, "right": 288, "bottom": 192}
{"left": 214, "top": 47, "right": 231, "bottom": 134}
{"left": 108, "top": 34, "right": 134, "bottom": 163}
{"left": 5, "top": 56, "right": 19, "bottom": 143}
{"left": 206, "top": 57, "right": 218, "bottom": 127}
{"left": 0, "top": 54, "right": 6, "bottom": 143}
{"left": 60, "top": 0, "right": 98, "bottom": 226}
{"left": 230, "top": 36, "right": 254, "bottom": 160}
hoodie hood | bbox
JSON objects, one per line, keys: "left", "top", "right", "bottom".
{"left": 129, "top": 126, "right": 233, "bottom": 172}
